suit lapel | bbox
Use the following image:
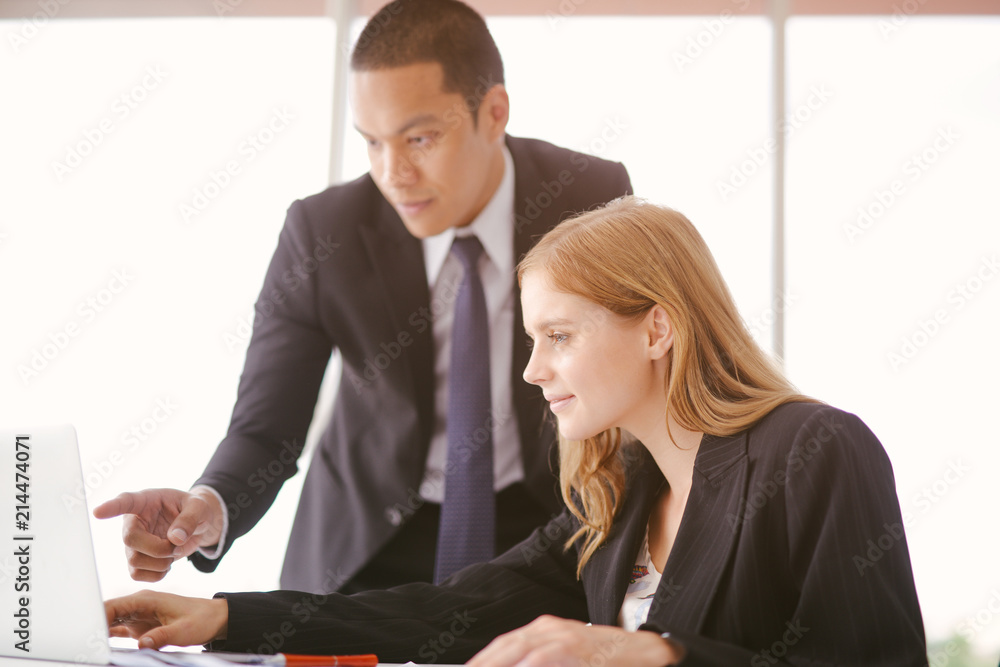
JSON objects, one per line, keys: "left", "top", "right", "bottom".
{"left": 583, "top": 433, "right": 749, "bottom": 630}
{"left": 647, "top": 431, "right": 749, "bottom": 633}
{"left": 581, "top": 445, "right": 664, "bottom": 626}
{"left": 357, "top": 193, "right": 435, "bottom": 447}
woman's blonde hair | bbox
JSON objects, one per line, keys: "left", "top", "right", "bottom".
{"left": 517, "top": 196, "right": 815, "bottom": 576}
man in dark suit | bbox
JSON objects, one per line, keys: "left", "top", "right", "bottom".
{"left": 94, "top": 0, "right": 631, "bottom": 594}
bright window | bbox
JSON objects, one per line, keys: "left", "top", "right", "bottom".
{"left": 0, "top": 17, "right": 336, "bottom": 601}
{"left": 785, "top": 17, "right": 1000, "bottom": 652}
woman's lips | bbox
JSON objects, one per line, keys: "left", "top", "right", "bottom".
{"left": 547, "top": 395, "right": 576, "bottom": 413}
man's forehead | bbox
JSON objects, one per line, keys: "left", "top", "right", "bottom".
{"left": 348, "top": 61, "right": 448, "bottom": 95}
{"left": 348, "top": 64, "right": 472, "bottom": 132}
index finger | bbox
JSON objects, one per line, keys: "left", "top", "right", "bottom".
{"left": 93, "top": 491, "right": 145, "bottom": 519}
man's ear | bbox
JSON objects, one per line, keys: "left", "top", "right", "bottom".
{"left": 478, "top": 84, "right": 509, "bottom": 142}
{"left": 647, "top": 305, "right": 674, "bottom": 361}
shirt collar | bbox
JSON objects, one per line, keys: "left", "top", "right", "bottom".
{"left": 423, "top": 145, "right": 515, "bottom": 286}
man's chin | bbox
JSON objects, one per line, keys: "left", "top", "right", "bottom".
{"left": 399, "top": 221, "right": 448, "bottom": 239}
{"left": 397, "top": 216, "right": 455, "bottom": 240}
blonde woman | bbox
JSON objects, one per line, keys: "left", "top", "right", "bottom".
{"left": 106, "top": 197, "right": 926, "bottom": 665}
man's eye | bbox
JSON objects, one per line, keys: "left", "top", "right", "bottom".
{"left": 548, "top": 333, "right": 568, "bottom": 344}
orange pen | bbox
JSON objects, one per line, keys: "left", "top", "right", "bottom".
{"left": 277, "top": 655, "right": 378, "bottom": 667}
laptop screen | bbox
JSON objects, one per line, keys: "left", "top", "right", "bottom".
{"left": 0, "top": 425, "right": 111, "bottom": 664}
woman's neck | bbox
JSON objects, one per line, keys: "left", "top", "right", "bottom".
{"left": 627, "top": 412, "right": 703, "bottom": 495}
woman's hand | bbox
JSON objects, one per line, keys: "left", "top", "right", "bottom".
{"left": 105, "top": 590, "right": 228, "bottom": 649}
{"left": 467, "top": 615, "right": 683, "bottom": 666}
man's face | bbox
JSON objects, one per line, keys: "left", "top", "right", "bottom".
{"left": 349, "top": 62, "right": 508, "bottom": 239}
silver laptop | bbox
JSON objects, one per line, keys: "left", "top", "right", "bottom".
{"left": 0, "top": 426, "right": 442, "bottom": 667}
{"left": 0, "top": 425, "right": 111, "bottom": 664}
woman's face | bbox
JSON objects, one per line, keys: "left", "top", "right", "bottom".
{"left": 521, "top": 271, "right": 670, "bottom": 442}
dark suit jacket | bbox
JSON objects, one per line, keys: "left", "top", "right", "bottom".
{"left": 191, "top": 136, "right": 633, "bottom": 593}
{"left": 214, "top": 403, "right": 927, "bottom": 666}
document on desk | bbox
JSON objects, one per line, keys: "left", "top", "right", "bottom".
{"left": 111, "top": 648, "right": 457, "bottom": 667}
{"left": 109, "top": 650, "right": 380, "bottom": 667}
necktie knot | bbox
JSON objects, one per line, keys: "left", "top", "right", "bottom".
{"left": 451, "top": 235, "right": 485, "bottom": 273}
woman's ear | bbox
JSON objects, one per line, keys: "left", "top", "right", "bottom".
{"left": 646, "top": 305, "right": 674, "bottom": 360}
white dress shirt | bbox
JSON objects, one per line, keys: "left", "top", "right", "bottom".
{"left": 418, "top": 145, "right": 523, "bottom": 502}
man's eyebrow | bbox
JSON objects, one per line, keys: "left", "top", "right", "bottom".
{"left": 354, "top": 113, "right": 442, "bottom": 138}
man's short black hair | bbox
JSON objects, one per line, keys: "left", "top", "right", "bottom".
{"left": 350, "top": 0, "right": 505, "bottom": 118}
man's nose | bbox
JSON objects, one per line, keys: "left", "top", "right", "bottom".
{"left": 381, "top": 146, "right": 418, "bottom": 188}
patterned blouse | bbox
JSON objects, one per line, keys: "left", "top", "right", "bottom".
{"left": 617, "top": 526, "right": 663, "bottom": 632}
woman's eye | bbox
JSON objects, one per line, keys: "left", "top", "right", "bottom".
{"left": 548, "top": 333, "right": 568, "bottom": 344}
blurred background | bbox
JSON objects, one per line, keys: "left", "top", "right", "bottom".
{"left": 1, "top": 0, "right": 998, "bottom": 662}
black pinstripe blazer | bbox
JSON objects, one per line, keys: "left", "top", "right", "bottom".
{"left": 214, "top": 402, "right": 927, "bottom": 666}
